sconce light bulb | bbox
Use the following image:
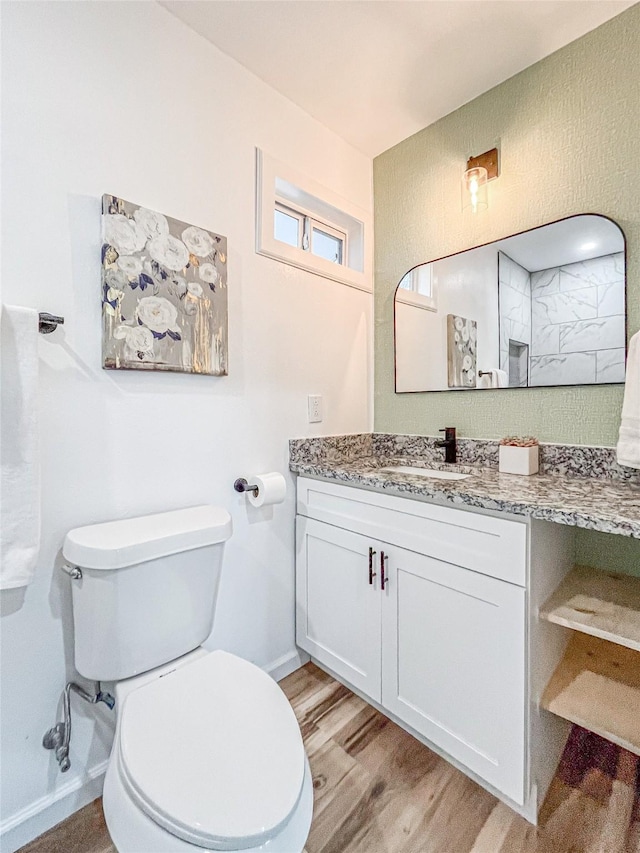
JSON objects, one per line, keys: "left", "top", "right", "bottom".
{"left": 462, "top": 166, "right": 488, "bottom": 214}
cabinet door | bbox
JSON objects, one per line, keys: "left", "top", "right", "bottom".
{"left": 381, "top": 546, "right": 526, "bottom": 804}
{"left": 296, "top": 517, "right": 381, "bottom": 702}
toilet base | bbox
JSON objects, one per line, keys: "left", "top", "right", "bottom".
{"left": 103, "top": 751, "right": 314, "bottom": 852}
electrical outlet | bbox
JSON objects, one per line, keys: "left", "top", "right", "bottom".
{"left": 307, "top": 394, "right": 323, "bottom": 423}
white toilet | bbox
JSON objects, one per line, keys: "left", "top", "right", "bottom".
{"left": 63, "top": 505, "right": 313, "bottom": 852}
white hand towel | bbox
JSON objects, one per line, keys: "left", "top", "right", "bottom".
{"left": 1, "top": 306, "right": 41, "bottom": 588}
{"left": 490, "top": 368, "right": 508, "bottom": 388}
{"left": 617, "top": 331, "right": 640, "bottom": 469}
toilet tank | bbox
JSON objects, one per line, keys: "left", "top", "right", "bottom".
{"left": 62, "top": 506, "right": 232, "bottom": 681}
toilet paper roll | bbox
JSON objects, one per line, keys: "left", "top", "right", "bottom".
{"left": 248, "top": 472, "right": 287, "bottom": 508}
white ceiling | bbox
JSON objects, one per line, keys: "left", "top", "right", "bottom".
{"left": 494, "top": 214, "right": 625, "bottom": 271}
{"left": 161, "top": 0, "right": 636, "bottom": 157}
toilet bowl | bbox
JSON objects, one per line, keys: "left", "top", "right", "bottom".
{"left": 102, "top": 648, "right": 313, "bottom": 852}
{"left": 62, "top": 506, "right": 313, "bottom": 852}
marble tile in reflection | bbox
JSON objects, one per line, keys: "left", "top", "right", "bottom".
{"left": 510, "top": 263, "right": 530, "bottom": 295}
{"left": 559, "top": 315, "right": 625, "bottom": 354}
{"left": 501, "top": 318, "right": 531, "bottom": 348}
{"left": 531, "top": 323, "right": 560, "bottom": 356}
{"left": 596, "top": 348, "right": 626, "bottom": 383}
{"left": 559, "top": 252, "right": 624, "bottom": 290}
{"left": 531, "top": 268, "right": 560, "bottom": 296}
{"left": 500, "top": 282, "right": 531, "bottom": 326}
{"left": 597, "top": 280, "right": 625, "bottom": 317}
{"left": 530, "top": 352, "right": 596, "bottom": 386}
{"left": 532, "top": 287, "right": 597, "bottom": 326}
{"left": 499, "top": 251, "right": 531, "bottom": 294}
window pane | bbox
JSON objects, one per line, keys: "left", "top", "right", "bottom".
{"left": 274, "top": 208, "right": 300, "bottom": 247}
{"left": 398, "top": 271, "right": 413, "bottom": 291}
{"left": 414, "top": 265, "right": 433, "bottom": 297}
{"left": 399, "top": 265, "right": 432, "bottom": 296}
{"left": 312, "top": 228, "right": 343, "bottom": 264}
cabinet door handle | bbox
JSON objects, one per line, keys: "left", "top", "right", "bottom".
{"left": 368, "top": 547, "right": 377, "bottom": 585}
{"left": 380, "top": 551, "right": 388, "bottom": 591}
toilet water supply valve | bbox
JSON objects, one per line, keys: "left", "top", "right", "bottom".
{"left": 43, "top": 680, "right": 115, "bottom": 773}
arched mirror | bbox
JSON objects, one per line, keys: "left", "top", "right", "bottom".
{"left": 394, "top": 214, "right": 626, "bottom": 392}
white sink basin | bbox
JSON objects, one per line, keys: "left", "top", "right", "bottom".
{"left": 380, "top": 465, "right": 470, "bottom": 481}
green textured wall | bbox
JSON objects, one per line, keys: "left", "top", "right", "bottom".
{"left": 373, "top": 5, "right": 640, "bottom": 572}
{"left": 374, "top": 4, "right": 639, "bottom": 446}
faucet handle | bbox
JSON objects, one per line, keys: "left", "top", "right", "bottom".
{"left": 439, "top": 427, "right": 456, "bottom": 439}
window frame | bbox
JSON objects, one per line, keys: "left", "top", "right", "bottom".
{"left": 274, "top": 199, "right": 348, "bottom": 266}
{"left": 256, "top": 149, "right": 371, "bottom": 292}
{"left": 310, "top": 218, "right": 347, "bottom": 265}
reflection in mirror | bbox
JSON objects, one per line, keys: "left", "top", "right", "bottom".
{"left": 394, "top": 215, "right": 626, "bottom": 392}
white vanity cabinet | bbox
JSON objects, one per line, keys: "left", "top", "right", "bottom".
{"left": 295, "top": 476, "right": 530, "bottom": 807}
{"left": 295, "top": 517, "right": 382, "bottom": 701}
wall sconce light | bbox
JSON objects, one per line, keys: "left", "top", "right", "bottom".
{"left": 462, "top": 148, "right": 499, "bottom": 213}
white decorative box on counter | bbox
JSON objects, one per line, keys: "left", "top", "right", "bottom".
{"left": 499, "top": 437, "right": 539, "bottom": 476}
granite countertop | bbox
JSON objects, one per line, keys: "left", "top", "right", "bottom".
{"left": 289, "top": 454, "right": 640, "bottom": 539}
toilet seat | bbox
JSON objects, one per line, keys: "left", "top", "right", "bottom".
{"left": 117, "top": 651, "right": 306, "bottom": 851}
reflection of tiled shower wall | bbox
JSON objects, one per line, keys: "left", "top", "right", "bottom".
{"left": 498, "top": 252, "right": 531, "bottom": 382}
{"left": 530, "top": 253, "right": 625, "bottom": 386}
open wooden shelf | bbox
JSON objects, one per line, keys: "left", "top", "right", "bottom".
{"left": 541, "top": 632, "right": 640, "bottom": 756}
{"left": 540, "top": 564, "right": 640, "bottom": 653}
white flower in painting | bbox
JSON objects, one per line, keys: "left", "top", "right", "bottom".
{"left": 469, "top": 324, "right": 477, "bottom": 343}
{"left": 187, "top": 281, "right": 203, "bottom": 297}
{"left": 134, "top": 207, "right": 170, "bottom": 241}
{"left": 462, "top": 355, "right": 473, "bottom": 371}
{"left": 454, "top": 316, "right": 464, "bottom": 332}
{"left": 182, "top": 226, "right": 215, "bottom": 258}
{"left": 117, "top": 255, "right": 143, "bottom": 277}
{"left": 105, "top": 268, "right": 127, "bottom": 290}
{"left": 148, "top": 235, "right": 189, "bottom": 272}
{"left": 462, "top": 326, "right": 469, "bottom": 342}
{"left": 114, "top": 324, "right": 155, "bottom": 359}
{"left": 136, "top": 296, "right": 179, "bottom": 333}
{"left": 454, "top": 331, "right": 460, "bottom": 343}
{"left": 104, "top": 214, "right": 146, "bottom": 255}
{"left": 199, "top": 263, "right": 218, "bottom": 284}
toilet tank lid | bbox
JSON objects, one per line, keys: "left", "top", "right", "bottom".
{"left": 63, "top": 505, "right": 232, "bottom": 570}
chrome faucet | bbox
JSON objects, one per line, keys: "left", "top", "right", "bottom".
{"left": 436, "top": 427, "right": 457, "bottom": 464}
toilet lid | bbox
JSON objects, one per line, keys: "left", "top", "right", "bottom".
{"left": 118, "top": 651, "right": 306, "bottom": 850}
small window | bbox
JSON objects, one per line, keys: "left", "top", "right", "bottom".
{"left": 274, "top": 202, "right": 347, "bottom": 266}
{"left": 274, "top": 204, "right": 302, "bottom": 248}
{"left": 256, "top": 149, "right": 371, "bottom": 292}
{"left": 397, "top": 264, "right": 437, "bottom": 311}
{"left": 312, "top": 224, "right": 344, "bottom": 264}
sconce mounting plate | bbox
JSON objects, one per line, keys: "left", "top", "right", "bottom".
{"left": 466, "top": 148, "right": 499, "bottom": 180}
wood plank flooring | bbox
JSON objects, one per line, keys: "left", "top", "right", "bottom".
{"left": 18, "top": 662, "right": 640, "bottom": 853}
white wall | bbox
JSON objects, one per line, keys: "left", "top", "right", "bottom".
{"left": 0, "top": 2, "right": 373, "bottom": 848}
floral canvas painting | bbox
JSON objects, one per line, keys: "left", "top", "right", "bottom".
{"left": 447, "top": 314, "right": 477, "bottom": 388}
{"left": 101, "top": 195, "right": 228, "bottom": 375}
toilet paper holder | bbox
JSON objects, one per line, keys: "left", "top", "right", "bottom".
{"left": 233, "top": 478, "right": 259, "bottom": 496}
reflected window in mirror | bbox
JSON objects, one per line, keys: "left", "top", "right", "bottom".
{"left": 397, "top": 264, "right": 437, "bottom": 312}
{"left": 394, "top": 215, "right": 626, "bottom": 393}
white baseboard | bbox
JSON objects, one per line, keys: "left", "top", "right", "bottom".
{"left": 264, "top": 648, "right": 310, "bottom": 683}
{"left": 0, "top": 760, "right": 108, "bottom": 853}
